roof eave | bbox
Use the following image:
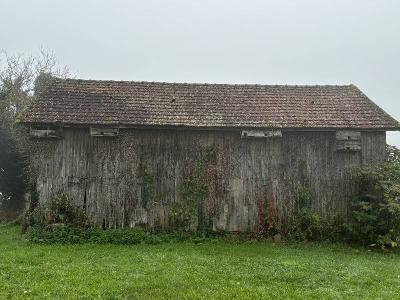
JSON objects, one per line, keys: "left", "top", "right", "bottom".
{"left": 20, "top": 120, "right": 400, "bottom": 132}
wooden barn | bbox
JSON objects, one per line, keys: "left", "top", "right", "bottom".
{"left": 21, "top": 78, "right": 400, "bottom": 231}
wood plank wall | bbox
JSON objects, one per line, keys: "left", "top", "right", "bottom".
{"left": 29, "top": 128, "right": 386, "bottom": 231}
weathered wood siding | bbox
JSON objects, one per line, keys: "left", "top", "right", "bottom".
{"left": 29, "top": 128, "right": 386, "bottom": 231}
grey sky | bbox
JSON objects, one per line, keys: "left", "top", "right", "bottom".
{"left": 1, "top": 0, "right": 399, "bottom": 145}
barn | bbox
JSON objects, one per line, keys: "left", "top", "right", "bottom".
{"left": 21, "top": 78, "right": 400, "bottom": 231}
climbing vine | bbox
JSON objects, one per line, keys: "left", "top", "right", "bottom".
{"left": 296, "top": 159, "right": 313, "bottom": 210}
{"left": 170, "top": 147, "right": 223, "bottom": 230}
{"left": 139, "top": 149, "right": 155, "bottom": 208}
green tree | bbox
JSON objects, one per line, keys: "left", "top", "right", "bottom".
{"left": 0, "top": 49, "right": 69, "bottom": 219}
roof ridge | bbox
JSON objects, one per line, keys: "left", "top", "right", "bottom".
{"left": 54, "top": 77, "right": 354, "bottom": 88}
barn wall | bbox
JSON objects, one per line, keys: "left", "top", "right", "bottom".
{"left": 29, "top": 128, "right": 386, "bottom": 231}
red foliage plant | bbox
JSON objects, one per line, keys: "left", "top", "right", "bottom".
{"left": 267, "top": 178, "right": 279, "bottom": 233}
{"left": 256, "top": 188, "right": 265, "bottom": 238}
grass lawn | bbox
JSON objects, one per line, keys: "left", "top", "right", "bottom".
{"left": 0, "top": 224, "right": 399, "bottom": 299}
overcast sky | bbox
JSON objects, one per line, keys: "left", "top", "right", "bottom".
{"left": 1, "top": 0, "right": 399, "bottom": 146}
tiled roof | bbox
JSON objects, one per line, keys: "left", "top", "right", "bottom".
{"left": 22, "top": 78, "right": 400, "bottom": 130}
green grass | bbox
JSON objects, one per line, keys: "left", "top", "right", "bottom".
{"left": 0, "top": 224, "right": 399, "bottom": 299}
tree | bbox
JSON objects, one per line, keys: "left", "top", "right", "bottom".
{"left": 0, "top": 128, "right": 26, "bottom": 214}
{"left": 0, "top": 49, "right": 69, "bottom": 219}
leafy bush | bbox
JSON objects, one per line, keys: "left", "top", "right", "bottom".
{"left": 279, "top": 184, "right": 343, "bottom": 243}
{"left": 26, "top": 225, "right": 229, "bottom": 245}
{"left": 27, "top": 193, "right": 90, "bottom": 228}
{"left": 284, "top": 145, "right": 400, "bottom": 249}
{"left": 345, "top": 146, "right": 400, "bottom": 250}
{"left": 284, "top": 208, "right": 343, "bottom": 242}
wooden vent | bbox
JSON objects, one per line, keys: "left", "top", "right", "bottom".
{"left": 29, "top": 126, "right": 62, "bottom": 139}
{"left": 241, "top": 130, "right": 282, "bottom": 139}
{"left": 335, "top": 131, "right": 361, "bottom": 152}
{"left": 90, "top": 127, "right": 119, "bottom": 137}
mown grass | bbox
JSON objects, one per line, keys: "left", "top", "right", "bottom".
{"left": 0, "top": 224, "right": 399, "bottom": 299}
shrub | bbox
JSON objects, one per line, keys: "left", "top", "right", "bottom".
{"left": 284, "top": 208, "right": 343, "bottom": 242}
{"left": 345, "top": 146, "right": 400, "bottom": 250}
{"left": 281, "top": 145, "right": 400, "bottom": 249}
{"left": 27, "top": 193, "right": 90, "bottom": 228}
{"left": 280, "top": 184, "right": 343, "bottom": 243}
